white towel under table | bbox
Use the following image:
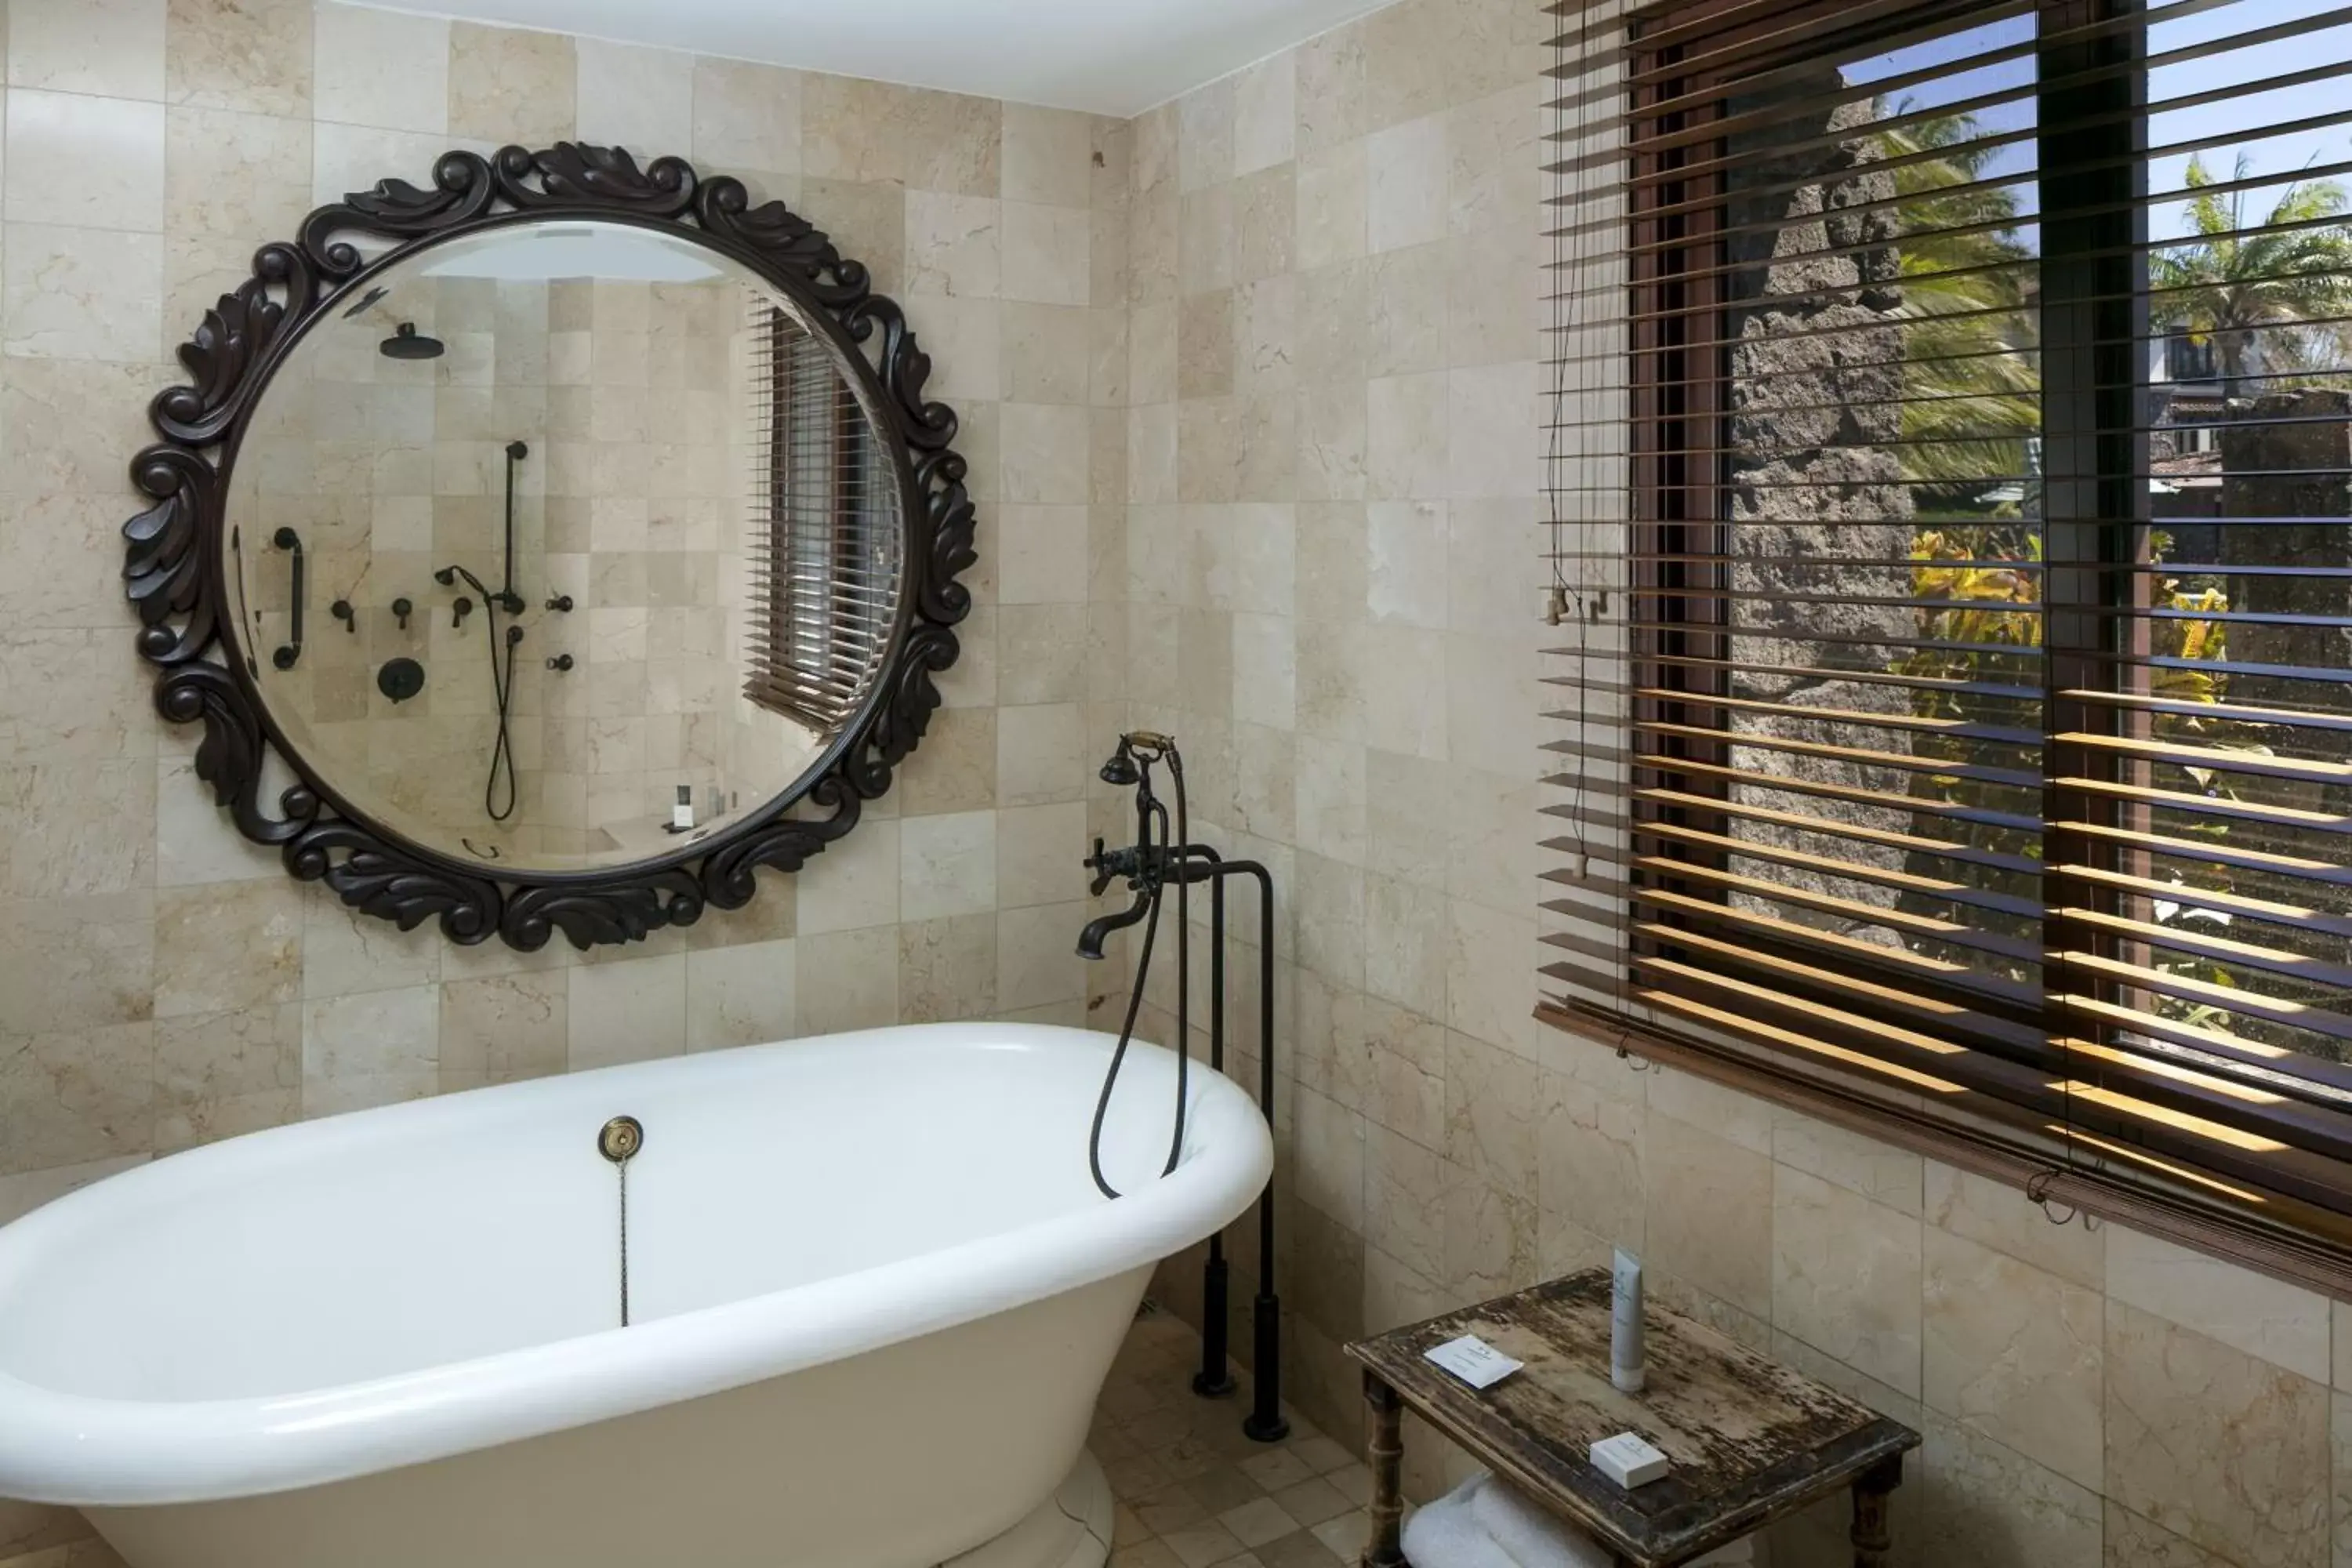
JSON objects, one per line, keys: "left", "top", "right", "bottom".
{"left": 1398, "top": 1472, "right": 1753, "bottom": 1568}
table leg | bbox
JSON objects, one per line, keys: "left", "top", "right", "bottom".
{"left": 1363, "top": 1372, "right": 1406, "bottom": 1568}
{"left": 1849, "top": 1456, "right": 1904, "bottom": 1568}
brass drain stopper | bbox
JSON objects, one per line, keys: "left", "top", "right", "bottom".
{"left": 598, "top": 1116, "right": 644, "bottom": 1163}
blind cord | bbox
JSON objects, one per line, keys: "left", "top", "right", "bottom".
{"left": 1549, "top": 4, "right": 1604, "bottom": 898}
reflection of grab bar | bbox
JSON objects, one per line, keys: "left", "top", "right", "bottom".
{"left": 270, "top": 527, "right": 304, "bottom": 670}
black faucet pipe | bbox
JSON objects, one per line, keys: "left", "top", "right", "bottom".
{"left": 1164, "top": 846, "right": 1285, "bottom": 1439}
{"left": 1081, "top": 732, "right": 1283, "bottom": 1436}
{"left": 1089, "top": 829, "right": 1283, "bottom": 1436}
{"left": 1171, "top": 753, "right": 1189, "bottom": 1212}
{"left": 1187, "top": 840, "right": 1236, "bottom": 1400}
{"left": 1227, "top": 851, "right": 1287, "bottom": 1441}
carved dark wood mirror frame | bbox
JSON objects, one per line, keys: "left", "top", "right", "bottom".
{"left": 124, "top": 143, "right": 975, "bottom": 951}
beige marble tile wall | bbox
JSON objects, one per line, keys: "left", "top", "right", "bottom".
{"left": 6, "top": 2, "right": 2343, "bottom": 1566}
{"left": 533, "top": 274, "right": 742, "bottom": 854}
{"left": 1122, "top": 2, "right": 2352, "bottom": 1565}
{"left": 0, "top": 7, "right": 1131, "bottom": 1555}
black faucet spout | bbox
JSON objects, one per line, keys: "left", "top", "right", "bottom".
{"left": 1077, "top": 889, "right": 1151, "bottom": 960}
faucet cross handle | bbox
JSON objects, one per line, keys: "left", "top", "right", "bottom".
{"left": 1083, "top": 837, "right": 1117, "bottom": 898}
{"left": 1083, "top": 837, "right": 1150, "bottom": 897}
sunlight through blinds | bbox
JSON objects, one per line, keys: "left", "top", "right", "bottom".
{"left": 1541, "top": 0, "right": 2352, "bottom": 1236}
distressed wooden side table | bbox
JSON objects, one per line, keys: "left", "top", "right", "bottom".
{"left": 1344, "top": 1269, "right": 1920, "bottom": 1568}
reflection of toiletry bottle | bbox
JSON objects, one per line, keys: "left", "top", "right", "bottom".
{"left": 1610, "top": 1248, "right": 1645, "bottom": 1393}
{"left": 673, "top": 784, "right": 695, "bottom": 832}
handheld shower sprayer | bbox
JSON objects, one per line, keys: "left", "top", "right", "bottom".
{"left": 1098, "top": 737, "right": 1142, "bottom": 788}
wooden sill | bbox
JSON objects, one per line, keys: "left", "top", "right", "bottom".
{"left": 1535, "top": 1000, "right": 2352, "bottom": 1303}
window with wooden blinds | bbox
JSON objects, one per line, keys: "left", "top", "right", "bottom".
{"left": 743, "top": 297, "right": 900, "bottom": 735}
{"left": 1541, "top": 0, "right": 2352, "bottom": 1264}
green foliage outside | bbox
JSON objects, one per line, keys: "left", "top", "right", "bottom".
{"left": 2151, "top": 154, "right": 2352, "bottom": 384}
{"left": 1871, "top": 121, "right": 2352, "bottom": 1026}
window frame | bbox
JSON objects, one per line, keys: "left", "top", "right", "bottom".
{"left": 1546, "top": 0, "right": 2352, "bottom": 1284}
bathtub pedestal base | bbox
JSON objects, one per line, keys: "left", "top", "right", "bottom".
{"left": 942, "top": 1450, "right": 1112, "bottom": 1568}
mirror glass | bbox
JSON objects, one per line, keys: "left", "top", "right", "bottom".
{"left": 223, "top": 220, "right": 906, "bottom": 873}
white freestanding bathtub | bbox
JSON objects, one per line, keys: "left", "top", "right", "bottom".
{"left": 0, "top": 1023, "right": 1271, "bottom": 1568}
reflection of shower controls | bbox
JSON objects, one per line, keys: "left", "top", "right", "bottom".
{"left": 393, "top": 597, "right": 413, "bottom": 632}
{"left": 546, "top": 654, "right": 575, "bottom": 672}
{"left": 331, "top": 599, "right": 355, "bottom": 633}
{"left": 452, "top": 596, "right": 473, "bottom": 630}
{"left": 377, "top": 657, "right": 425, "bottom": 703}
{"left": 545, "top": 594, "right": 575, "bottom": 613}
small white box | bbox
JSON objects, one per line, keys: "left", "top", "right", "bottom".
{"left": 1589, "top": 1432, "right": 1670, "bottom": 1489}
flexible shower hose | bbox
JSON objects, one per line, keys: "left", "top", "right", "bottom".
{"left": 1087, "top": 755, "right": 1191, "bottom": 1200}
{"left": 441, "top": 563, "right": 521, "bottom": 822}
{"left": 481, "top": 602, "right": 519, "bottom": 823}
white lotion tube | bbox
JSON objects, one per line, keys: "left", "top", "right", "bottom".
{"left": 1610, "top": 1247, "right": 1646, "bottom": 1393}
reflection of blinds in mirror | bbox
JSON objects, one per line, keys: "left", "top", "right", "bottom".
{"left": 742, "top": 297, "right": 894, "bottom": 735}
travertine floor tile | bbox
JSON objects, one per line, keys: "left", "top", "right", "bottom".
{"left": 1095, "top": 1308, "right": 1358, "bottom": 1568}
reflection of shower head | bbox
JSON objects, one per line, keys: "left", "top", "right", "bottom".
{"left": 505, "top": 440, "right": 528, "bottom": 463}
{"left": 379, "top": 321, "right": 445, "bottom": 360}
{"left": 341, "top": 285, "right": 390, "bottom": 320}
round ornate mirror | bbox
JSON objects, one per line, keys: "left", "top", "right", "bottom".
{"left": 126, "top": 144, "right": 975, "bottom": 950}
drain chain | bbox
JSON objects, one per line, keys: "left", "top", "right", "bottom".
{"left": 598, "top": 1116, "right": 644, "bottom": 1327}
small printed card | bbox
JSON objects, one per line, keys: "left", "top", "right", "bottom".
{"left": 1424, "top": 1334, "right": 1523, "bottom": 1390}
